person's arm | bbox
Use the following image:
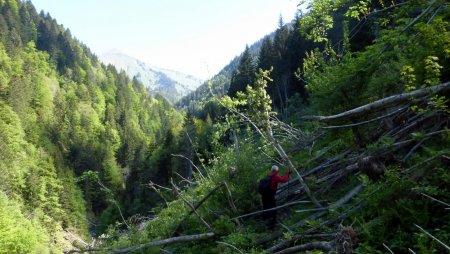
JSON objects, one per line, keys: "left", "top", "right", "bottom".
{"left": 273, "top": 173, "right": 289, "bottom": 183}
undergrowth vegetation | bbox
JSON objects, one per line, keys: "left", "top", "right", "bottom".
{"left": 0, "top": 0, "right": 449, "bottom": 253}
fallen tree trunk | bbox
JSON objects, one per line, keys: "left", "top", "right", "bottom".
{"left": 316, "top": 162, "right": 360, "bottom": 184}
{"left": 303, "top": 82, "right": 450, "bottom": 121}
{"left": 215, "top": 71, "right": 322, "bottom": 207}
{"left": 302, "top": 183, "right": 363, "bottom": 212}
{"left": 65, "top": 233, "right": 215, "bottom": 254}
{"left": 112, "top": 233, "right": 215, "bottom": 254}
{"left": 274, "top": 241, "right": 333, "bottom": 254}
{"left": 231, "top": 201, "right": 312, "bottom": 220}
{"left": 321, "top": 105, "right": 410, "bottom": 129}
{"left": 265, "top": 124, "right": 323, "bottom": 208}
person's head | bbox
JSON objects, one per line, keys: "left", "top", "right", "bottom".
{"left": 271, "top": 165, "right": 279, "bottom": 172}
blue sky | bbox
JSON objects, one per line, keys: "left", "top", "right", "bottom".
{"left": 31, "top": 0, "right": 300, "bottom": 79}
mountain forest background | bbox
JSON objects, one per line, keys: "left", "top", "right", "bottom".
{"left": 0, "top": 0, "right": 449, "bottom": 253}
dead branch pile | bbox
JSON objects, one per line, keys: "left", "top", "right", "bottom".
{"left": 250, "top": 83, "right": 450, "bottom": 253}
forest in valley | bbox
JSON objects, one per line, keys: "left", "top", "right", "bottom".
{"left": 0, "top": 0, "right": 449, "bottom": 253}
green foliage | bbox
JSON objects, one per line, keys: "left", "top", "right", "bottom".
{"left": 401, "top": 65, "right": 416, "bottom": 92}
{"left": 0, "top": 44, "right": 12, "bottom": 95}
{"left": 0, "top": 100, "right": 28, "bottom": 196}
{"left": 300, "top": 0, "right": 450, "bottom": 115}
{"left": 221, "top": 68, "right": 275, "bottom": 127}
{"left": 0, "top": 191, "right": 50, "bottom": 254}
{"left": 423, "top": 56, "right": 443, "bottom": 87}
{"left": 346, "top": 0, "right": 370, "bottom": 20}
{"left": 299, "top": 0, "right": 343, "bottom": 42}
{"left": 355, "top": 138, "right": 450, "bottom": 253}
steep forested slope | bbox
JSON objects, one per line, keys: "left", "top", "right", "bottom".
{"left": 0, "top": 0, "right": 186, "bottom": 252}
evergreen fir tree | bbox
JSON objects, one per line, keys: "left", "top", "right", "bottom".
{"left": 257, "top": 36, "right": 275, "bottom": 72}
{"left": 227, "top": 45, "right": 255, "bottom": 97}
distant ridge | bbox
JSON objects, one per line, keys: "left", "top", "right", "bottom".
{"left": 100, "top": 50, "right": 203, "bottom": 103}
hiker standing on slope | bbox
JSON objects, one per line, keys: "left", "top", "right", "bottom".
{"left": 260, "top": 165, "right": 291, "bottom": 229}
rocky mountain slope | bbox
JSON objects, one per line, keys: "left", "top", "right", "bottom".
{"left": 100, "top": 50, "right": 203, "bottom": 103}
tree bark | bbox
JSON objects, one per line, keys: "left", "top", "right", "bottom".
{"left": 303, "top": 82, "right": 450, "bottom": 122}
{"left": 321, "top": 105, "right": 409, "bottom": 129}
{"left": 112, "top": 233, "right": 215, "bottom": 253}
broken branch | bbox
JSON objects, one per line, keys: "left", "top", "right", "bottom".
{"left": 383, "top": 243, "right": 395, "bottom": 254}
{"left": 420, "top": 193, "right": 450, "bottom": 207}
{"left": 171, "top": 181, "right": 212, "bottom": 230}
{"left": 413, "top": 224, "right": 450, "bottom": 251}
{"left": 170, "top": 181, "right": 225, "bottom": 237}
{"left": 216, "top": 241, "right": 244, "bottom": 254}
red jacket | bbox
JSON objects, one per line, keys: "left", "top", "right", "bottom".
{"left": 269, "top": 170, "right": 290, "bottom": 191}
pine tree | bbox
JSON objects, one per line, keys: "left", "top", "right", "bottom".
{"left": 269, "top": 17, "right": 290, "bottom": 114}
{"left": 227, "top": 45, "right": 255, "bottom": 97}
{"left": 257, "top": 36, "right": 275, "bottom": 71}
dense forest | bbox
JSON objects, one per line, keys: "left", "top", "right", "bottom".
{"left": 1, "top": 0, "right": 450, "bottom": 253}
{"left": 0, "top": 0, "right": 192, "bottom": 252}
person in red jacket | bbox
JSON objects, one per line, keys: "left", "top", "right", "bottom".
{"left": 262, "top": 165, "right": 291, "bottom": 229}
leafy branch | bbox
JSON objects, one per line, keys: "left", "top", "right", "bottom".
{"left": 219, "top": 68, "right": 322, "bottom": 207}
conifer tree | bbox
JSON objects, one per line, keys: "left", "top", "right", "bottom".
{"left": 257, "top": 36, "right": 275, "bottom": 72}
{"left": 228, "top": 45, "right": 255, "bottom": 97}
{"left": 269, "top": 17, "right": 291, "bottom": 114}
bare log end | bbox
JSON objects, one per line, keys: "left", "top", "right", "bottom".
{"left": 358, "top": 156, "right": 386, "bottom": 180}
{"left": 335, "top": 225, "right": 358, "bottom": 254}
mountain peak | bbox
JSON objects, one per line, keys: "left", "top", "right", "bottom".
{"left": 99, "top": 51, "right": 203, "bottom": 103}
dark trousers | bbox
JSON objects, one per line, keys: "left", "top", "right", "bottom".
{"left": 262, "top": 192, "right": 277, "bottom": 229}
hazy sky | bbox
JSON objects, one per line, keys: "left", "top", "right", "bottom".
{"left": 31, "top": 0, "right": 299, "bottom": 79}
